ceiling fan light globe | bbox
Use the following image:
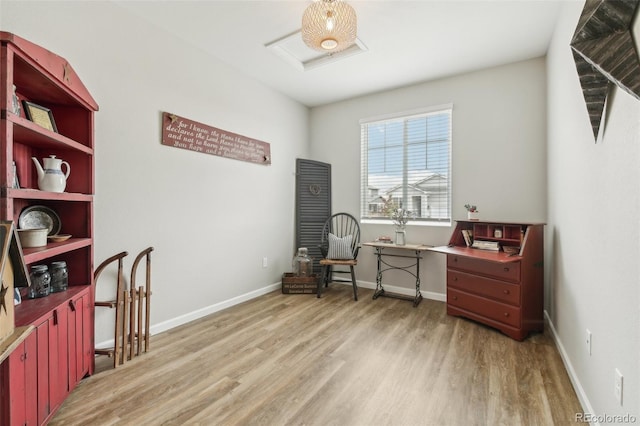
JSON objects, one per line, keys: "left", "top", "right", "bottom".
{"left": 302, "top": 0, "right": 357, "bottom": 53}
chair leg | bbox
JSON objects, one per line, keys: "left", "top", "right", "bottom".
{"left": 324, "top": 265, "right": 332, "bottom": 287}
{"left": 317, "top": 265, "right": 327, "bottom": 298}
{"left": 350, "top": 266, "right": 358, "bottom": 301}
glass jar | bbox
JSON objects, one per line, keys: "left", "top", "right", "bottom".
{"left": 29, "top": 264, "right": 51, "bottom": 298}
{"left": 50, "top": 261, "right": 69, "bottom": 293}
{"left": 292, "top": 247, "right": 312, "bottom": 277}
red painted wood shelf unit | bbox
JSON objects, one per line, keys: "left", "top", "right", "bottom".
{"left": 430, "top": 220, "right": 544, "bottom": 341}
{"left": 0, "top": 32, "right": 98, "bottom": 425}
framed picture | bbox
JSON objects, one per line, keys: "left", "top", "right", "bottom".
{"left": 0, "top": 221, "right": 30, "bottom": 289}
{"left": 9, "top": 225, "right": 30, "bottom": 288}
{"left": 22, "top": 100, "right": 58, "bottom": 133}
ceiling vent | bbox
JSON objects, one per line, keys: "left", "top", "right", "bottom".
{"left": 266, "top": 30, "right": 367, "bottom": 71}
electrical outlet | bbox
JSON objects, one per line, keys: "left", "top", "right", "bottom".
{"left": 586, "top": 329, "right": 592, "bottom": 355}
{"left": 262, "top": 257, "right": 268, "bottom": 268}
{"left": 614, "top": 368, "right": 623, "bottom": 405}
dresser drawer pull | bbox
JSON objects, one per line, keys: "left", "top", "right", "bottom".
{"left": 453, "top": 276, "right": 458, "bottom": 281}
{"left": 503, "top": 267, "right": 510, "bottom": 272}
{"left": 453, "top": 296, "right": 458, "bottom": 300}
{"left": 503, "top": 289, "right": 510, "bottom": 295}
{"left": 504, "top": 312, "right": 509, "bottom": 317}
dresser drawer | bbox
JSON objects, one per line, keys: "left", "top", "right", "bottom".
{"left": 447, "top": 288, "right": 521, "bottom": 328}
{"left": 448, "top": 269, "right": 520, "bottom": 305}
{"left": 447, "top": 255, "right": 520, "bottom": 282}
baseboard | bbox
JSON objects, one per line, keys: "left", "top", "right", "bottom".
{"left": 544, "top": 310, "right": 597, "bottom": 425}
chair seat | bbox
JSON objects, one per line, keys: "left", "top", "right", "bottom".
{"left": 319, "top": 258, "right": 358, "bottom": 266}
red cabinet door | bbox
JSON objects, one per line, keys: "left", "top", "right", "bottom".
{"left": 24, "top": 332, "right": 38, "bottom": 426}
{"left": 35, "top": 320, "right": 50, "bottom": 424}
{"left": 35, "top": 306, "right": 69, "bottom": 425}
{"left": 0, "top": 333, "right": 38, "bottom": 426}
{"left": 82, "top": 291, "right": 94, "bottom": 376}
{"left": 0, "top": 348, "right": 25, "bottom": 426}
{"left": 68, "top": 295, "right": 81, "bottom": 389}
{"left": 51, "top": 307, "right": 69, "bottom": 414}
{"left": 65, "top": 290, "right": 92, "bottom": 393}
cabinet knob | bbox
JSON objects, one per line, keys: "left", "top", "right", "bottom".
{"left": 503, "top": 267, "right": 510, "bottom": 272}
{"left": 453, "top": 296, "right": 458, "bottom": 300}
{"left": 453, "top": 257, "right": 458, "bottom": 262}
{"left": 69, "top": 299, "right": 77, "bottom": 311}
{"left": 504, "top": 312, "right": 509, "bottom": 317}
{"left": 503, "top": 289, "right": 510, "bottom": 295}
{"left": 453, "top": 276, "right": 458, "bottom": 281}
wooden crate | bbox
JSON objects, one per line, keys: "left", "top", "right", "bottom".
{"left": 282, "top": 273, "right": 318, "bottom": 294}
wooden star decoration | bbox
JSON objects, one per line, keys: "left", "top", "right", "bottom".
{"left": 570, "top": 0, "right": 640, "bottom": 141}
{"left": 169, "top": 114, "right": 178, "bottom": 124}
{"left": 0, "top": 282, "right": 8, "bottom": 315}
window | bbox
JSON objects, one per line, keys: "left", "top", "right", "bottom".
{"left": 360, "top": 105, "right": 452, "bottom": 224}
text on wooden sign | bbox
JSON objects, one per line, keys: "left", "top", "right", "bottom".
{"left": 161, "top": 112, "right": 271, "bottom": 165}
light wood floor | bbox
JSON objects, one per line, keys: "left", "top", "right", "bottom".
{"left": 51, "top": 286, "right": 583, "bottom": 426}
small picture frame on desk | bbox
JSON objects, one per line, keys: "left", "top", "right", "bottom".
{"left": 22, "top": 100, "right": 58, "bottom": 133}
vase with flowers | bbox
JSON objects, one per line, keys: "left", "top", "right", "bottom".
{"left": 465, "top": 204, "right": 479, "bottom": 221}
{"left": 391, "top": 208, "right": 414, "bottom": 245}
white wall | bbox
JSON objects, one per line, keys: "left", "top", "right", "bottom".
{"left": 1, "top": 1, "right": 310, "bottom": 343}
{"left": 6, "top": 2, "right": 637, "bottom": 418}
{"left": 309, "top": 58, "right": 548, "bottom": 296}
{"left": 546, "top": 1, "right": 640, "bottom": 420}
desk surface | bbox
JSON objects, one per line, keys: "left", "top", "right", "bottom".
{"left": 427, "top": 245, "right": 522, "bottom": 263}
{"left": 362, "top": 242, "right": 434, "bottom": 251}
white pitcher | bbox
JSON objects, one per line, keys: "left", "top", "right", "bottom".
{"left": 32, "top": 155, "right": 70, "bottom": 193}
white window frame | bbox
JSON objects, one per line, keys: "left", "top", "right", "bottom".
{"left": 360, "top": 104, "right": 453, "bottom": 226}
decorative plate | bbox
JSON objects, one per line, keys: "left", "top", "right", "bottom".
{"left": 18, "top": 205, "right": 62, "bottom": 236}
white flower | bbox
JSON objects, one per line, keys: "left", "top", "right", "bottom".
{"left": 391, "top": 208, "right": 414, "bottom": 227}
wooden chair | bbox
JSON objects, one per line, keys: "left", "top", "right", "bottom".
{"left": 317, "top": 213, "right": 360, "bottom": 301}
{"left": 94, "top": 251, "right": 128, "bottom": 369}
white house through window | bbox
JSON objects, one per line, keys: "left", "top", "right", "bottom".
{"left": 360, "top": 104, "right": 452, "bottom": 224}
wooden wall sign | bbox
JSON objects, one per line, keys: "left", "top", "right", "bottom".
{"left": 161, "top": 112, "right": 271, "bottom": 165}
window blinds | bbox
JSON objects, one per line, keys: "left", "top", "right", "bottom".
{"left": 360, "top": 105, "right": 452, "bottom": 223}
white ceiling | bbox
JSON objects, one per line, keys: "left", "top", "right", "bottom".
{"left": 114, "top": 0, "right": 564, "bottom": 107}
